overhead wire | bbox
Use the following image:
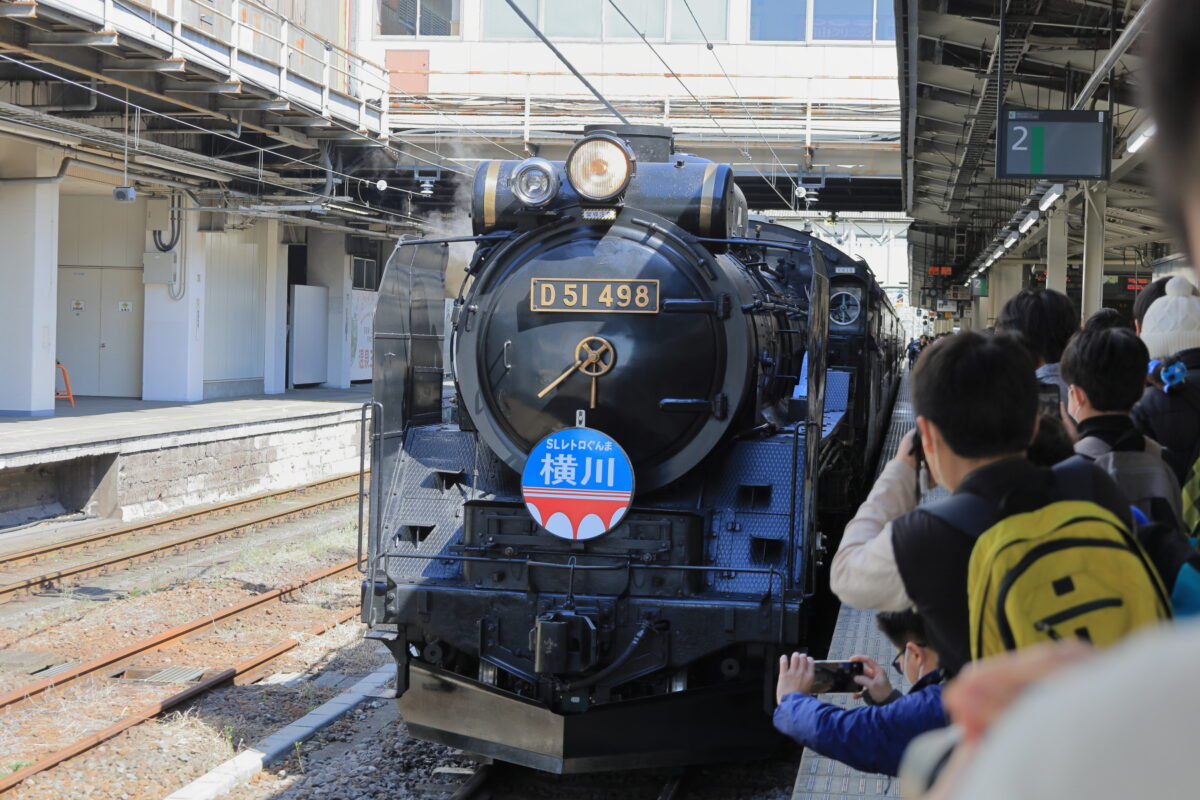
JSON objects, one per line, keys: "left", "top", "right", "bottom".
{"left": 387, "top": 84, "right": 526, "bottom": 159}
{"left": 604, "top": 0, "right": 795, "bottom": 210}
{"left": 1, "top": 112, "right": 430, "bottom": 228}
{"left": 0, "top": 51, "right": 469, "bottom": 205}
{"left": 680, "top": 0, "right": 802, "bottom": 205}
{"left": 69, "top": 4, "right": 480, "bottom": 175}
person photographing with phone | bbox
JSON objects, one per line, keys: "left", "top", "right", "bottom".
{"left": 773, "top": 610, "right": 946, "bottom": 777}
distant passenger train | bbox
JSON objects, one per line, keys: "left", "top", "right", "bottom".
{"left": 360, "top": 126, "right": 901, "bottom": 774}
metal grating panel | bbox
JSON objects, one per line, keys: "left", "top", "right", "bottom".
{"left": 825, "top": 369, "right": 854, "bottom": 414}
{"left": 31, "top": 661, "right": 79, "bottom": 679}
{"left": 704, "top": 431, "right": 806, "bottom": 594}
{"left": 139, "top": 666, "right": 206, "bottom": 684}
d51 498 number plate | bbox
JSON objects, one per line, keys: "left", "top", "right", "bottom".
{"left": 530, "top": 278, "right": 659, "bottom": 313}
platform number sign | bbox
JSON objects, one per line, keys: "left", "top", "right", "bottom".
{"left": 521, "top": 427, "right": 634, "bottom": 540}
{"left": 998, "top": 110, "right": 1110, "bottom": 180}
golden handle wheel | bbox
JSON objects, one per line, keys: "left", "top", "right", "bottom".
{"left": 576, "top": 336, "right": 615, "bottom": 377}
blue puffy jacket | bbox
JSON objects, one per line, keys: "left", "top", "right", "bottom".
{"left": 773, "top": 671, "right": 947, "bottom": 777}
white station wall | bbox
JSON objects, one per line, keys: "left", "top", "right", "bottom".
{"left": 204, "top": 224, "right": 266, "bottom": 395}
{"left": 58, "top": 195, "right": 146, "bottom": 268}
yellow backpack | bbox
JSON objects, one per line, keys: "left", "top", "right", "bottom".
{"left": 924, "top": 459, "right": 1171, "bottom": 660}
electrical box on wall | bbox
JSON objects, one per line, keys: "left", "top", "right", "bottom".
{"left": 146, "top": 198, "right": 170, "bottom": 231}
{"left": 143, "top": 251, "right": 178, "bottom": 284}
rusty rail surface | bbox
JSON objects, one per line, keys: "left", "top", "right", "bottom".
{"left": 0, "top": 475, "right": 365, "bottom": 600}
{"left": 0, "top": 471, "right": 361, "bottom": 569}
{"left": 0, "top": 557, "right": 360, "bottom": 712}
{"left": 0, "top": 602, "right": 361, "bottom": 795}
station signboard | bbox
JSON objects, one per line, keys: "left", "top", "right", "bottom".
{"left": 997, "top": 110, "right": 1110, "bottom": 180}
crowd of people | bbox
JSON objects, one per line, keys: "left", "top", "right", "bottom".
{"left": 771, "top": 1, "right": 1200, "bottom": 795}
{"left": 780, "top": 280, "right": 1200, "bottom": 795}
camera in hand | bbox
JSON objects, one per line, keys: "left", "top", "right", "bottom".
{"left": 810, "top": 660, "right": 865, "bottom": 693}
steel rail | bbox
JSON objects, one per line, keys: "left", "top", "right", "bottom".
{"left": 0, "top": 471, "right": 362, "bottom": 569}
{"left": 0, "top": 486, "right": 363, "bottom": 600}
{"left": 0, "top": 603, "right": 361, "bottom": 795}
{"left": 0, "top": 558, "right": 360, "bottom": 712}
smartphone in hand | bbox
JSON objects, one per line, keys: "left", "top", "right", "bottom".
{"left": 810, "top": 660, "right": 865, "bottom": 693}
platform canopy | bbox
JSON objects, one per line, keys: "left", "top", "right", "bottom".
{"left": 897, "top": 0, "right": 1170, "bottom": 298}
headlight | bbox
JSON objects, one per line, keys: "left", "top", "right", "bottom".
{"left": 509, "top": 158, "right": 559, "bottom": 207}
{"left": 566, "top": 134, "right": 634, "bottom": 201}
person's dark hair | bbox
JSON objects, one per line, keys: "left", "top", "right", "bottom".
{"left": 1147, "top": 0, "right": 1200, "bottom": 261}
{"left": 876, "top": 610, "right": 928, "bottom": 650}
{"left": 995, "top": 289, "right": 1079, "bottom": 365}
{"left": 1026, "top": 414, "right": 1076, "bottom": 467}
{"left": 1060, "top": 328, "right": 1150, "bottom": 412}
{"left": 1083, "top": 307, "right": 1132, "bottom": 332}
{"left": 1133, "top": 277, "right": 1173, "bottom": 329}
{"left": 912, "top": 331, "right": 1038, "bottom": 458}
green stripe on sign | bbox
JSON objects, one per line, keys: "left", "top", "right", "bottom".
{"left": 1031, "top": 126, "right": 1045, "bottom": 174}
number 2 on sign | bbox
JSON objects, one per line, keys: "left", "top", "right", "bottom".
{"left": 1012, "top": 125, "right": 1029, "bottom": 151}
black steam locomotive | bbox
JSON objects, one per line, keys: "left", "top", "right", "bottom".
{"left": 744, "top": 221, "right": 903, "bottom": 515}
{"left": 362, "top": 126, "right": 898, "bottom": 773}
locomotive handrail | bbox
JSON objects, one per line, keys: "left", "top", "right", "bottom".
{"left": 379, "top": 551, "right": 790, "bottom": 597}
{"left": 696, "top": 236, "right": 829, "bottom": 259}
{"left": 393, "top": 233, "right": 510, "bottom": 247}
{"left": 382, "top": 551, "right": 794, "bottom": 641}
{"left": 358, "top": 401, "right": 383, "bottom": 575}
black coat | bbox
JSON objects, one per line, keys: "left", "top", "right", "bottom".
{"left": 1131, "top": 347, "right": 1200, "bottom": 483}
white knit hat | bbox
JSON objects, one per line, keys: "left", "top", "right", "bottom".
{"left": 1141, "top": 276, "right": 1200, "bottom": 359}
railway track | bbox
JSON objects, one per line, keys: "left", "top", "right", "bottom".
{"left": 0, "top": 471, "right": 365, "bottom": 601}
{"left": 0, "top": 557, "right": 363, "bottom": 794}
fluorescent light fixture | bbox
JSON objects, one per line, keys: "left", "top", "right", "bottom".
{"left": 1039, "top": 183, "right": 1065, "bottom": 212}
{"left": 993, "top": 246, "right": 1006, "bottom": 260}
{"left": 326, "top": 202, "right": 376, "bottom": 217}
{"left": 1019, "top": 210, "right": 1040, "bottom": 233}
{"left": 1004, "top": 231, "right": 1020, "bottom": 249}
{"left": 1127, "top": 121, "right": 1157, "bottom": 154}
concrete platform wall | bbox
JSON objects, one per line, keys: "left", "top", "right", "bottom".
{"left": 115, "top": 415, "right": 362, "bottom": 521}
{"left": 0, "top": 408, "right": 363, "bottom": 526}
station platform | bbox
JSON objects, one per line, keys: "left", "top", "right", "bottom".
{"left": 793, "top": 370, "right": 945, "bottom": 800}
{"left": 0, "top": 388, "right": 369, "bottom": 529}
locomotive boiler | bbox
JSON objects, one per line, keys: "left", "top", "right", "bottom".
{"left": 362, "top": 126, "right": 839, "bottom": 772}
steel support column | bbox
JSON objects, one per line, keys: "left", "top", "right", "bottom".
{"left": 1046, "top": 207, "right": 1068, "bottom": 294}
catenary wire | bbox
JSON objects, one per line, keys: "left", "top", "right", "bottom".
{"left": 605, "top": 0, "right": 795, "bottom": 210}
{"left": 0, "top": 112, "right": 430, "bottom": 228}
{"left": 681, "top": 0, "right": 801, "bottom": 208}
{"left": 386, "top": 84, "right": 527, "bottom": 159}
{"left": 0, "top": 51, "right": 471, "bottom": 197}
{"left": 40, "top": 8, "right": 482, "bottom": 175}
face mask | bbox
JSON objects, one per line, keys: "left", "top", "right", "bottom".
{"left": 904, "top": 649, "right": 926, "bottom": 683}
{"left": 1066, "top": 390, "right": 1081, "bottom": 427}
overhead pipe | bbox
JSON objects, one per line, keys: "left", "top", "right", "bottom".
{"left": 175, "top": 205, "right": 406, "bottom": 239}
{"left": 1071, "top": 0, "right": 1156, "bottom": 111}
{"left": 33, "top": 77, "right": 99, "bottom": 113}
